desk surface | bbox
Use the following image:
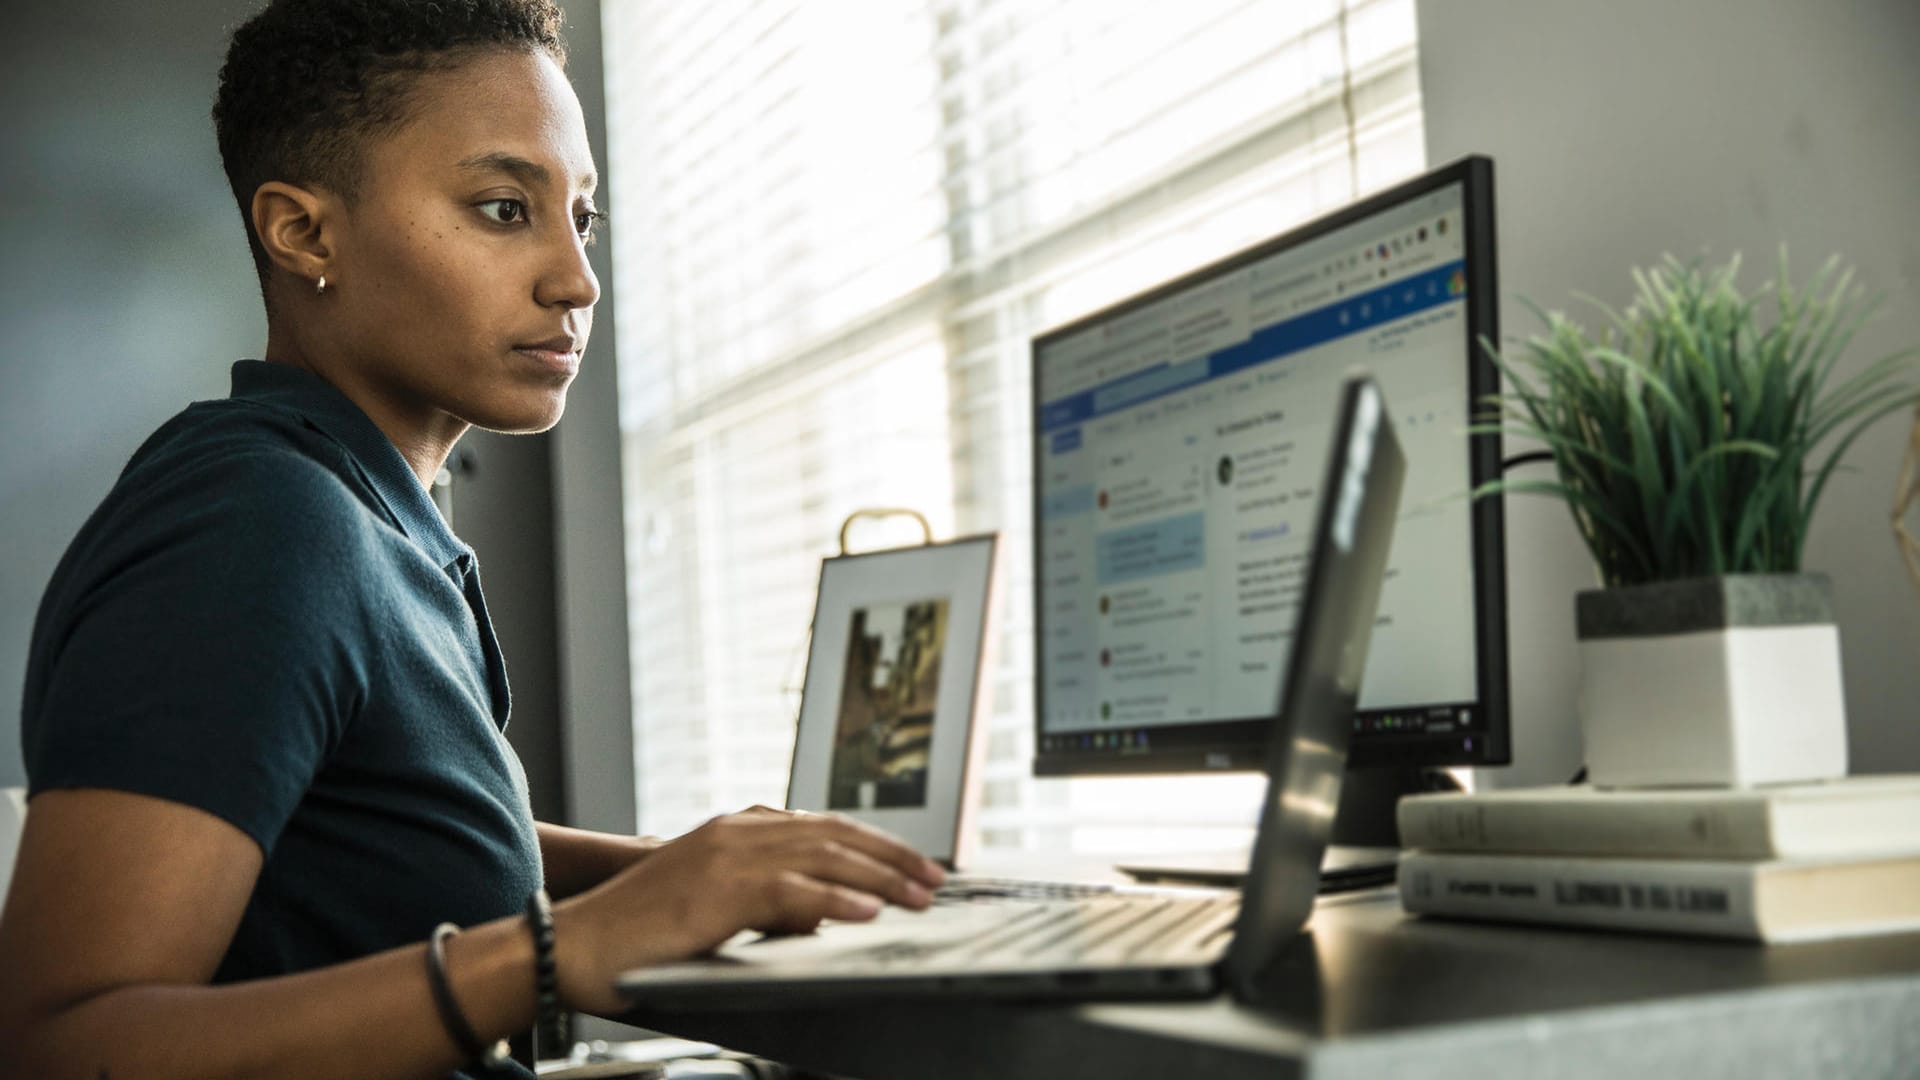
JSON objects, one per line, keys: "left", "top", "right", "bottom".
{"left": 618, "top": 889, "right": 1920, "bottom": 1079}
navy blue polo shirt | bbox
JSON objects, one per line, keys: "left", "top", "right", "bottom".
{"left": 22, "top": 360, "right": 542, "bottom": 1076}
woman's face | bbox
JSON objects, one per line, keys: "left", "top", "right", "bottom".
{"left": 319, "top": 47, "right": 600, "bottom": 439}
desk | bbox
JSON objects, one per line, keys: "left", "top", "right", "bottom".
{"left": 619, "top": 889, "right": 1920, "bottom": 1079}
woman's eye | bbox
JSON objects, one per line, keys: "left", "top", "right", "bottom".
{"left": 575, "top": 210, "right": 603, "bottom": 241}
{"left": 479, "top": 199, "right": 526, "bottom": 225}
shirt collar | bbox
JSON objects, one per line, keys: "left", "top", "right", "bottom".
{"left": 229, "top": 359, "right": 470, "bottom": 571}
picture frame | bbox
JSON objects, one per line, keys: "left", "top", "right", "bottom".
{"left": 785, "top": 533, "right": 999, "bottom": 866}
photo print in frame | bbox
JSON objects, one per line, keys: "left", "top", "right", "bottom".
{"left": 828, "top": 596, "right": 949, "bottom": 811}
{"left": 786, "top": 534, "right": 998, "bottom": 865}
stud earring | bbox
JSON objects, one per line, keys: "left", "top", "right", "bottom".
{"left": 316, "top": 274, "right": 328, "bottom": 296}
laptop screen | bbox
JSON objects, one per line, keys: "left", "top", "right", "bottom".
{"left": 1226, "top": 375, "right": 1404, "bottom": 988}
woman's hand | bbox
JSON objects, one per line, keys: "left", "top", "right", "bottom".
{"left": 550, "top": 809, "right": 945, "bottom": 1014}
{"left": 537, "top": 805, "right": 823, "bottom": 898}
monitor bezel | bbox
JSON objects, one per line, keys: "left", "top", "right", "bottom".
{"left": 1028, "top": 154, "right": 1508, "bottom": 777}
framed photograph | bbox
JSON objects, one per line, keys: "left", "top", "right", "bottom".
{"left": 785, "top": 534, "right": 998, "bottom": 864}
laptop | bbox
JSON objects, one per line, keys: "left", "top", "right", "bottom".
{"left": 615, "top": 374, "right": 1405, "bottom": 1005}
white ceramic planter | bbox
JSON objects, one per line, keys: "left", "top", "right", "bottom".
{"left": 1576, "top": 574, "right": 1848, "bottom": 789}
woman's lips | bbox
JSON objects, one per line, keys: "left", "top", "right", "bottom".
{"left": 513, "top": 344, "right": 581, "bottom": 375}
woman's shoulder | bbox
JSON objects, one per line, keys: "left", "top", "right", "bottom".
{"left": 133, "top": 395, "right": 353, "bottom": 478}
{"left": 119, "top": 398, "right": 383, "bottom": 529}
{"left": 54, "top": 401, "right": 394, "bottom": 599}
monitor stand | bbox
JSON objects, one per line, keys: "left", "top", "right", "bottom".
{"left": 1330, "top": 765, "right": 1463, "bottom": 847}
{"left": 1113, "top": 766, "right": 1461, "bottom": 889}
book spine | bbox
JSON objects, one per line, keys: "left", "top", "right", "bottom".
{"left": 1396, "top": 797, "right": 1772, "bottom": 858}
{"left": 1397, "top": 852, "right": 1765, "bottom": 939}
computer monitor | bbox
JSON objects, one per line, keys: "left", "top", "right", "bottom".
{"left": 1030, "top": 155, "right": 1507, "bottom": 780}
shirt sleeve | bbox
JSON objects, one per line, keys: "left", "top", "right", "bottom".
{"left": 24, "top": 445, "right": 376, "bottom": 855}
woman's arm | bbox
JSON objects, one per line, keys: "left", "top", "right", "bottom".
{"left": 0, "top": 790, "right": 943, "bottom": 1079}
{"left": 536, "top": 821, "right": 661, "bottom": 899}
{"left": 0, "top": 789, "right": 533, "bottom": 1080}
{"left": 536, "top": 806, "right": 805, "bottom": 898}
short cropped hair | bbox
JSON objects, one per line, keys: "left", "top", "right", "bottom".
{"left": 212, "top": 0, "right": 567, "bottom": 295}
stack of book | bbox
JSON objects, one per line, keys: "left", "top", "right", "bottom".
{"left": 1394, "top": 775, "right": 1920, "bottom": 942}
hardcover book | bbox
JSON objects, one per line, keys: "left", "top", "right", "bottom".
{"left": 1398, "top": 850, "right": 1920, "bottom": 942}
{"left": 1395, "top": 775, "right": 1920, "bottom": 859}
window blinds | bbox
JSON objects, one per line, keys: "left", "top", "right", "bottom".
{"left": 604, "top": 0, "right": 1425, "bottom": 843}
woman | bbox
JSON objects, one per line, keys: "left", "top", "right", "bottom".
{"left": 0, "top": 2, "right": 944, "bottom": 1078}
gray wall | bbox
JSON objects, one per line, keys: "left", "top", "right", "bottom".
{"left": 0, "top": 1, "right": 586, "bottom": 816}
{"left": 1, "top": 3, "right": 254, "bottom": 788}
{"left": 1419, "top": 0, "right": 1920, "bottom": 786}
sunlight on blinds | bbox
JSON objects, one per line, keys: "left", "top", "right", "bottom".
{"left": 606, "top": 0, "right": 948, "bottom": 427}
{"left": 605, "top": 0, "right": 1425, "bottom": 844}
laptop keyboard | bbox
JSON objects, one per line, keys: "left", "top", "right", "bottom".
{"left": 863, "top": 893, "right": 1240, "bottom": 968}
{"left": 934, "top": 875, "right": 1119, "bottom": 904}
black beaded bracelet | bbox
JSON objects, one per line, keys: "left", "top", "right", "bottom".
{"left": 526, "top": 888, "right": 559, "bottom": 1052}
{"left": 427, "top": 922, "right": 512, "bottom": 1070}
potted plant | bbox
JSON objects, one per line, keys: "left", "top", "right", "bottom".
{"left": 1476, "top": 252, "right": 1919, "bottom": 788}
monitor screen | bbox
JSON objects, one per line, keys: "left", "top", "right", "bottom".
{"left": 1030, "top": 156, "right": 1508, "bottom": 776}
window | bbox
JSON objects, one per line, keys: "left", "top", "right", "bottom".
{"left": 604, "top": 0, "right": 1425, "bottom": 845}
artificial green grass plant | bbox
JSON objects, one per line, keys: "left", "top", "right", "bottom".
{"left": 1475, "top": 251, "right": 1919, "bottom": 588}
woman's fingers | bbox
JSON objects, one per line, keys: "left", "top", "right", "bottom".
{"left": 734, "top": 804, "right": 799, "bottom": 821}
{"left": 710, "top": 809, "right": 945, "bottom": 893}
{"left": 762, "top": 872, "right": 884, "bottom": 930}
{"left": 794, "top": 815, "right": 946, "bottom": 891}
{"left": 779, "top": 838, "right": 934, "bottom": 911}
{"left": 712, "top": 814, "right": 938, "bottom": 912}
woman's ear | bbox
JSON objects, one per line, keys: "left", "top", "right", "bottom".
{"left": 251, "top": 181, "right": 335, "bottom": 286}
